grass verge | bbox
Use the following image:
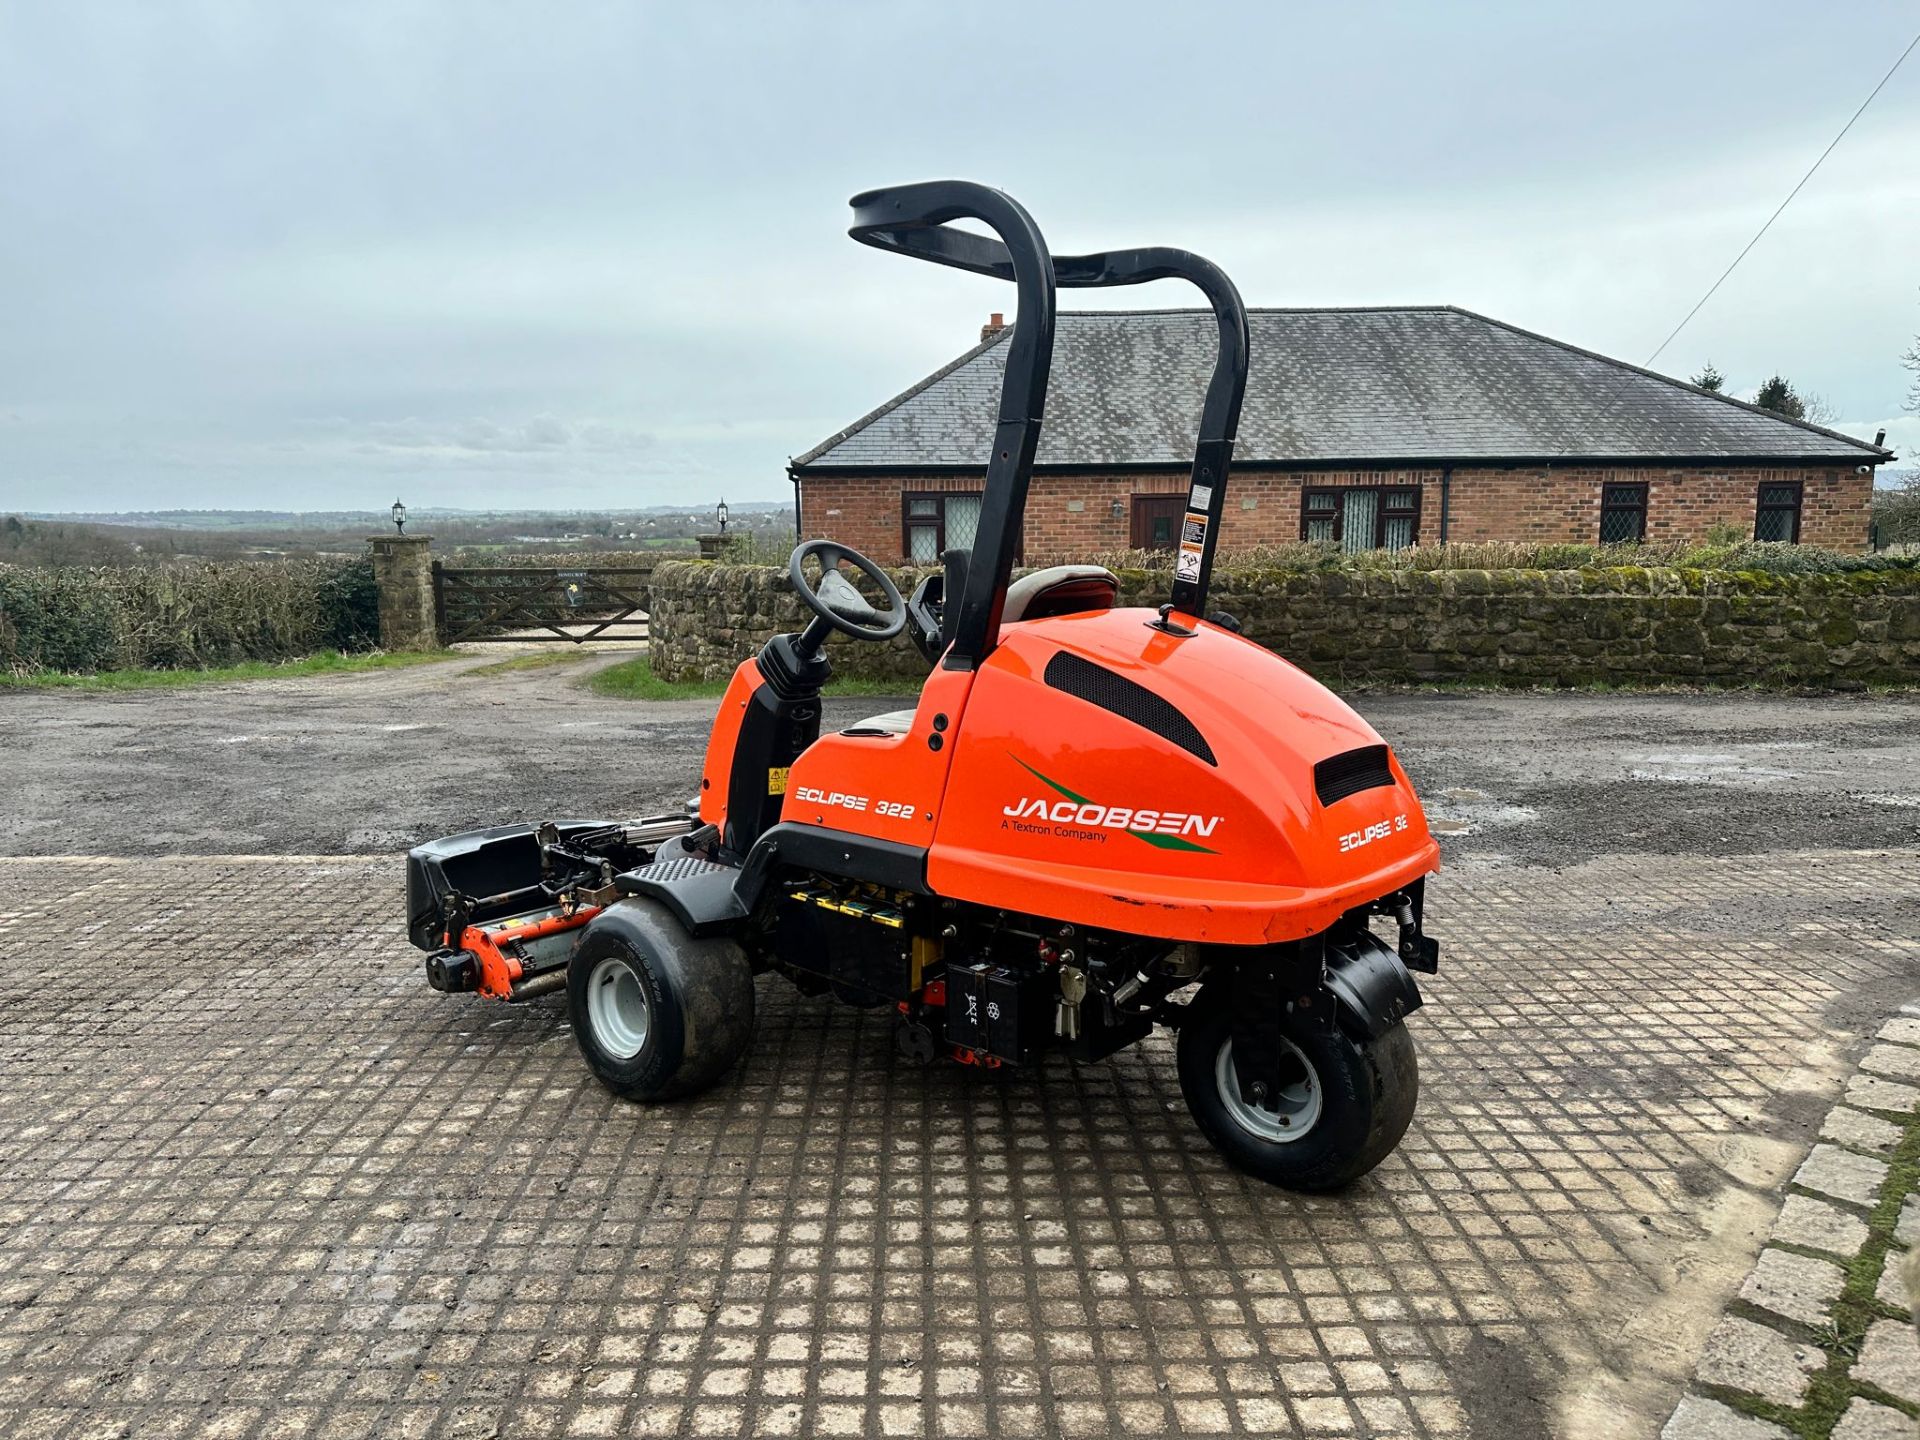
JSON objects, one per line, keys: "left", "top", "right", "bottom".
{"left": 588, "top": 657, "right": 911, "bottom": 702}
{"left": 0, "top": 649, "right": 457, "bottom": 691}
{"left": 1705, "top": 1095, "right": 1920, "bottom": 1437}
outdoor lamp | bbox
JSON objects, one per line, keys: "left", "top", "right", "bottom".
{"left": 392, "top": 499, "right": 407, "bottom": 535}
{"left": 716, "top": 498, "right": 729, "bottom": 534}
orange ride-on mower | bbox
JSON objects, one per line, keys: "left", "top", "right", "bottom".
{"left": 405, "top": 181, "right": 1441, "bottom": 1189}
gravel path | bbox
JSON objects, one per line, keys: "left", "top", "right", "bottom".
{"left": 2, "top": 651, "right": 1916, "bottom": 863}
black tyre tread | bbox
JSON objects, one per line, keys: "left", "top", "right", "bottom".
{"left": 656, "top": 928, "right": 756, "bottom": 1101}
{"left": 1342, "top": 1023, "right": 1418, "bottom": 1184}
{"left": 1176, "top": 982, "right": 1418, "bottom": 1192}
{"left": 567, "top": 900, "right": 755, "bottom": 1104}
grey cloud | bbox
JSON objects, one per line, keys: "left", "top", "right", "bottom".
{"left": 1, "top": 1, "right": 1916, "bottom": 513}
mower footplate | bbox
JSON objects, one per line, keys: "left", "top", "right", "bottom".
{"left": 614, "top": 838, "right": 747, "bottom": 937}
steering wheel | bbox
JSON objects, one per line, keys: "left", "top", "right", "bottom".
{"left": 789, "top": 539, "right": 907, "bottom": 642}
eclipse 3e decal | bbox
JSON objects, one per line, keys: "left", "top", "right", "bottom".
{"left": 1337, "top": 814, "right": 1409, "bottom": 853}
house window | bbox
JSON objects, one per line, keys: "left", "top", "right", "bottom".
{"left": 1301, "top": 486, "right": 1419, "bottom": 552}
{"left": 1131, "top": 494, "right": 1186, "bottom": 551}
{"left": 1599, "top": 483, "right": 1648, "bottom": 543}
{"left": 902, "top": 492, "right": 984, "bottom": 562}
{"left": 1754, "top": 482, "right": 1802, "bottom": 543}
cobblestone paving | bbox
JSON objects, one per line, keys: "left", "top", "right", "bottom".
{"left": 2, "top": 850, "right": 1917, "bottom": 1440}
{"left": 1663, "top": 1007, "right": 1920, "bottom": 1440}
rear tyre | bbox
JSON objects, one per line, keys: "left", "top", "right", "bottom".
{"left": 1176, "top": 981, "right": 1417, "bottom": 1192}
{"left": 566, "top": 900, "right": 755, "bottom": 1103}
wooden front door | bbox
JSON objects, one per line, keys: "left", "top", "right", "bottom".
{"left": 1131, "top": 494, "right": 1185, "bottom": 551}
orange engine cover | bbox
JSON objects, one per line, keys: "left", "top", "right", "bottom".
{"left": 924, "top": 608, "right": 1439, "bottom": 946}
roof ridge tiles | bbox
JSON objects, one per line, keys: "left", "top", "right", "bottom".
{"left": 791, "top": 308, "right": 1894, "bottom": 472}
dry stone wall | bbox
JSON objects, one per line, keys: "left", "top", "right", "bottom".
{"left": 646, "top": 560, "right": 1920, "bottom": 689}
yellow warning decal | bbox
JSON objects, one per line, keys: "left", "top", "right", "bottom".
{"left": 768, "top": 766, "right": 789, "bottom": 795}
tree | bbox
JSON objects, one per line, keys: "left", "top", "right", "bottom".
{"left": 1905, "top": 333, "right": 1919, "bottom": 414}
{"left": 1691, "top": 363, "right": 1725, "bottom": 393}
{"left": 1872, "top": 470, "right": 1920, "bottom": 549}
{"left": 1753, "top": 374, "right": 1807, "bottom": 421}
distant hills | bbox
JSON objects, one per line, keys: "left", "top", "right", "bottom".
{"left": 21, "top": 502, "right": 793, "bottom": 530}
{"left": 3, "top": 502, "right": 796, "bottom": 567}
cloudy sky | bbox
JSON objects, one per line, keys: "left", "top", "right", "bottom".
{"left": 1, "top": 2, "right": 1916, "bottom": 515}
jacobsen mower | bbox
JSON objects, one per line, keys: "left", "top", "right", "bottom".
{"left": 406, "top": 181, "right": 1441, "bottom": 1190}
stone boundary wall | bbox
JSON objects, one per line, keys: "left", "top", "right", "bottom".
{"left": 644, "top": 560, "right": 936, "bottom": 683}
{"left": 645, "top": 560, "right": 1920, "bottom": 689}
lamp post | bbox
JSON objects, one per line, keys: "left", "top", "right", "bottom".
{"left": 391, "top": 499, "right": 407, "bottom": 535}
{"left": 716, "top": 498, "right": 729, "bottom": 535}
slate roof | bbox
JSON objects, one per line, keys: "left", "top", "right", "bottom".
{"left": 792, "top": 307, "right": 1892, "bottom": 471}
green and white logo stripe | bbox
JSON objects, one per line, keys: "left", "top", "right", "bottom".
{"left": 1007, "top": 755, "right": 1219, "bottom": 854}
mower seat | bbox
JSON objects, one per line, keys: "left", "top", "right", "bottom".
{"left": 845, "top": 709, "right": 916, "bottom": 736}
{"left": 849, "top": 566, "right": 1119, "bottom": 736}
{"left": 1001, "top": 565, "right": 1118, "bottom": 625}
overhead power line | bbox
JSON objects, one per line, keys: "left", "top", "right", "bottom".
{"left": 1552, "top": 26, "right": 1920, "bottom": 457}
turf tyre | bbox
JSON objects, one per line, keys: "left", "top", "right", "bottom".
{"left": 566, "top": 898, "right": 755, "bottom": 1102}
{"left": 1176, "top": 981, "right": 1417, "bottom": 1192}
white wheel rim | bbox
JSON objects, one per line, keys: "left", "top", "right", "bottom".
{"left": 587, "top": 957, "right": 651, "bottom": 1060}
{"left": 1215, "top": 1035, "right": 1322, "bottom": 1143}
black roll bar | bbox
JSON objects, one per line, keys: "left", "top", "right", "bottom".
{"left": 848, "top": 182, "right": 1249, "bottom": 666}
{"left": 850, "top": 182, "right": 1057, "bottom": 670}
{"left": 1053, "top": 249, "right": 1248, "bottom": 623}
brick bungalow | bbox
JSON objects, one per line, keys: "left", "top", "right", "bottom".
{"left": 788, "top": 307, "right": 1894, "bottom": 560}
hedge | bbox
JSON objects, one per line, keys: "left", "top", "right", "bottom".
{"left": 1062, "top": 539, "right": 1920, "bottom": 577}
{"left": 0, "top": 558, "right": 380, "bottom": 676}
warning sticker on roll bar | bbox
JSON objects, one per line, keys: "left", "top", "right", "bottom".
{"left": 1176, "top": 507, "right": 1208, "bottom": 582}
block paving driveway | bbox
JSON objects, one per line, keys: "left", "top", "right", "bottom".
{"left": 1, "top": 662, "right": 1917, "bottom": 1438}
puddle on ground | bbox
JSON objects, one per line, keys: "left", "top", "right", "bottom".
{"left": 1624, "top": 751, "right": 1802, "bottom": 785}
{"left": 1426, "top": 786, "right": 1538, "bottom": 837}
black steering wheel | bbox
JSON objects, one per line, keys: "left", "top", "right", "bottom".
{"left": 789, "top": 539, "right": 907, "bottom": 642}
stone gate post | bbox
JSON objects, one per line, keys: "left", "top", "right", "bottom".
{"left": 367, "top": 534, "right": 438, "bottom": 650}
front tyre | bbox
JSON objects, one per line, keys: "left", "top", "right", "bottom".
{"left": 1176, "top": 982, "right": 1417, "bottom": 1192}
{"left": 566, "top": 899, "right": 755, "bottom": 1103}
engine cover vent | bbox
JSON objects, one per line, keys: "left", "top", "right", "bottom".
{"left": 1314, "top": 744, "right": 1395, "bottom": 807}
{"left": 1043, "top": 651, "right": 1216, "bottom": 766}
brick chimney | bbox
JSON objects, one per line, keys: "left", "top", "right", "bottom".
{"left": 980, "top": 312, "right": 1006, "bottom": 343}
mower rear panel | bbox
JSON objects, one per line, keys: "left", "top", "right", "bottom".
{"left": 778, "top": 605, "right": 1438, "bottom": 947}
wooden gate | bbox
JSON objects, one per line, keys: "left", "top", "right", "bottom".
{"left": 432, "top": 564, "right": 651, "bottom": 644}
